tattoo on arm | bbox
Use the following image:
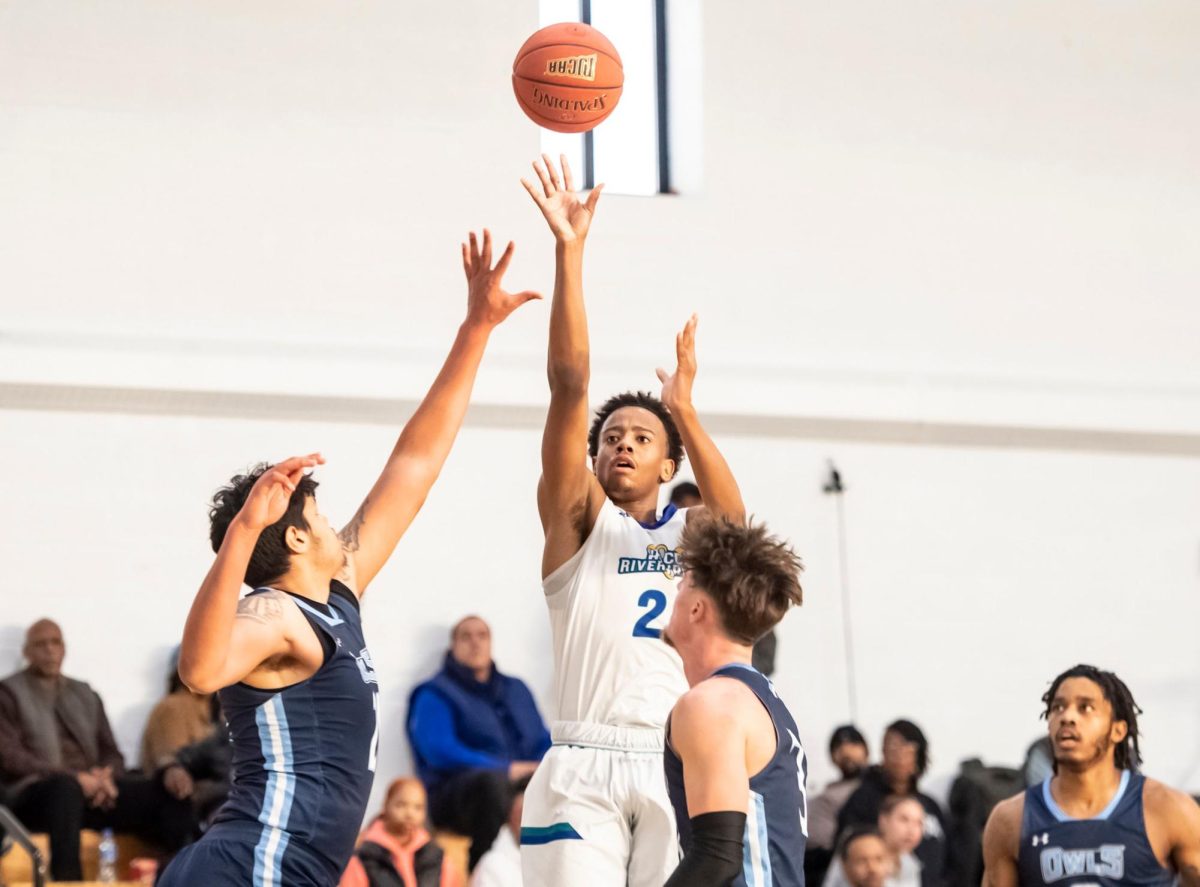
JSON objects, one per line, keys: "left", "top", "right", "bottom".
{"left": 236, "top": 592, "right": 284, "bottom": 625}
{"left": 339, "top": 499, "right": 368, "bottom": 553}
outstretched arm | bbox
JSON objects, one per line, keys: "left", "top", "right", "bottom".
{"left": 521, "top": 155, "right": 607, "bottom": 578}
{"left": 338, "top": 230, "right": 540, "bottom": 595}
{"left": 657, "top": 315, "right": 745, "bottom": 522}
{"left": 179, "top": 455, "right": 322, "bottom": 693}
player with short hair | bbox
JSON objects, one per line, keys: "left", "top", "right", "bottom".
{"left": 661, "top": 515, "right": 807, "bottom": 886}
{"left": 159, "top": 231, "right": 538, "bottom": 887}
{"left": 517, "top": 154, "right": 746, "bottom": 886}
{"left": 982, "top": 664, "right": 1200, "bottom": 887}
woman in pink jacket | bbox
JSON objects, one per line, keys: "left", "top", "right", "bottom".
{"left": 340, "top": 778, "right": 460, "bottom": 887}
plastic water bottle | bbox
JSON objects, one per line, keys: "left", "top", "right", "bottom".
{"left": 98, "top": 828, "right": 117, "bottom": 883}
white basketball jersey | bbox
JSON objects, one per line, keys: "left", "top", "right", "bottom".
{"left": 543, "top": 499, "right": 689, "bottom": 728}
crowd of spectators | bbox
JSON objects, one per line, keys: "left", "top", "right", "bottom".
{"left": 0, "top": 620, "right": 197, "bottom": 880}
{"left": 0, "top": 604, "right": 1068, "bottom": 887}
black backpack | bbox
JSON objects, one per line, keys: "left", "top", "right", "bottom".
{"left": 948, "top": 759, "right": 1024, "bottom": 887}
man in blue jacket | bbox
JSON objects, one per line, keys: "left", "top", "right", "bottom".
{"left": 407, "top": 615, "right": 551, "bottom": 870}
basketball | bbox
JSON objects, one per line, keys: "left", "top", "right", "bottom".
{"left": 512, "top": 22, "right": 624, "bottom": 133}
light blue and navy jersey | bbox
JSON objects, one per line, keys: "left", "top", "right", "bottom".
{"left": 1018, "top": 770, "right": 1173, "bottom": 887}
{"left": 212, "top": 581, "right": 380, "bottom": 885}
{"left": 665, "top": 663, "right": 808, "bottom": 887}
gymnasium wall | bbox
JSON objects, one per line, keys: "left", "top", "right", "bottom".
{"left": 2, "top": 0, "right": 1198, "bottom": 817}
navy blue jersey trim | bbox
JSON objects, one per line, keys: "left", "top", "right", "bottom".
{"left": 638, "top": 502, "right": 679, "bottom": 530}
{"left": 329, "top": 580, "right": 360, "bottom": 612}
{"left": 710, "top": 663, "right": 783, "bottom": 782}
{"left": 1041, "top": 769, "right": 1130, "bottom": 823}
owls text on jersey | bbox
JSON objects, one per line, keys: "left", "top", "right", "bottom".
{"left": 542, "top": 500, "right": 689, "bottom": 729}
{"left": 1018, "top": 770, "right": 1174, "bottom": 887}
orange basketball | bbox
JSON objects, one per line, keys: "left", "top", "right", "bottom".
{"left": 512, "top": 22, "right": 624, "bottom": 133}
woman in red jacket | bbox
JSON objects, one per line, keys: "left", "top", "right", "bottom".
{"left": 340, "top": 778, "right": 460, "bottom": 887}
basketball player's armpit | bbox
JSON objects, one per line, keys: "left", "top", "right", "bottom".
{"left": 1179, "top": 864, "right": 1200, "bottom": 887}
{"left": 664, "top": 811, "right": 745, "bottom": 887}
{"left": 235, "top": 592, "right": 284, "bottom": 625}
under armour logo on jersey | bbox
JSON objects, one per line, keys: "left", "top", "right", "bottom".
{"left": 1033, "top": 833, "right": 1049, "bottom": 847}
{"left": 335, "top": 637, "right": 343, "bottom": 647}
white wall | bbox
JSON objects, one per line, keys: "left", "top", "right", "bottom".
{"left": 3, "top": 1, "right": 1199, "bottom": 430}
{"left": 2, "top": 0, "right": 1199, "bottom": 820}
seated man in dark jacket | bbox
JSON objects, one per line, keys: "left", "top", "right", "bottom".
{"left": 406, "top": 615, "right": 551, "bottom": 870}
{"left": 837, "top": 719, "right": 951, "bottom": 887}
{"left": 158, "top": 718, "right": 233, "bottom": 828}
{"left": 0, "top": 619, "right": 196, "bottom": 881}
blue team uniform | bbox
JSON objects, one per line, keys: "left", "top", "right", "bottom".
{"left": 1018, "top": 770, "right": 1174, "bottom": 887}
{"left": 160, "top": 582, "right": 379, "bottom": 887}
{"left": 664, "top": 663, "right": 808, "bottom": 887}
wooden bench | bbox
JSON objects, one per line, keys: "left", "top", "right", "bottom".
{"left": 0, "top": 830, "right": 155, "bottom": 883}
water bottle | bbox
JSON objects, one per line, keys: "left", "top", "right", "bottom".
{"left": 98, "top": 827, "right": 117, "bottom": 883}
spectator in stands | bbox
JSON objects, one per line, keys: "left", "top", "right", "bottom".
{"left": 838, "top": 828, "right": 891, "bottom": 887}
{"left": 406, "top": 616, "right": 550, "bottom": 871}
{"left": 470, "top": 774, "right": 530, "bottom": 887}
{"left": 158, "top": 718, "right": 233, "bottom": 828}
{"left": 823, "top": 795, "right": 924, "bottom": 887}
{"left": 139, "top": 650, "right": 219, "bottom": 773}
{"left": 0, "top": 619, "right": 196, "bottom": 881}
{"left": 875, "top": 795, "right": 924, "bottom": 886}
{"left": 806, "top": 725, "right": 871, "bottom": 880}
{"left": 837, "top": 720, "right": 949, "bottom": 886}
{"left": 668, "top": 481, "right": 702, "bottom": 508}
{"left": 340, "top": 777, "right": 458, "bottom": 887}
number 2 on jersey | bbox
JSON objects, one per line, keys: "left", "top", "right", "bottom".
{"left": 632, "top": 589, "right": 668, "bottom": 638}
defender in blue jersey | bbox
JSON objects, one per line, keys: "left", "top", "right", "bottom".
{"left": 159, "top": 229, "right": 539, "bottom": 887}
{"left": 983, "top": 665, "right": 1200, "bottom": 887}
{"left": 661, "top": 516, "right": 807, "bottom": 887}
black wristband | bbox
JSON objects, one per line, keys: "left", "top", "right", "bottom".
{"left": 664, "top": 810, "right": 747, "bottom": 887}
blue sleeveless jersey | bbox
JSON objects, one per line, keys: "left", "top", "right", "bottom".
{"left": 665, "top": 663, "right": 808, "bottom": 887}
{"left": 211, "top": 582, "right": 380, "bottom": 885}
{"left": 1018, "top": 770, "right": 1173, "bottom": 887}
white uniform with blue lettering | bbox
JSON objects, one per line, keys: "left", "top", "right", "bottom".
{"left": 521, "top": 499, "right": 689, "bottom": 887}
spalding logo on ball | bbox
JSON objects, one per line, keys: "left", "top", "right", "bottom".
{"left": 512, "top": 22, "right": 624, "bottom": 133}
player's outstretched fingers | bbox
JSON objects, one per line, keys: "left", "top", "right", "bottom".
{"left": 481, "top": 228, "right": 493, "bottom": 268}
{"left": 542, "top": 153, "right": 562, "bottom": 190}
{"left": 560, "top": 154, "right": 575, "bottom": 191}
{"left": 495, "top": 241, "right": 515, "bottom": 275}
{"left": 533, "top": 158, "right": 555, "bottom": 197}
{"left": 273, "top": 453, "right": 324, "bottom": 476}
{"left": 519, "top": 177, "right": 546, "bottom": 208}
{"left": 584, "top": 182, "right": 604, "bottom": 215}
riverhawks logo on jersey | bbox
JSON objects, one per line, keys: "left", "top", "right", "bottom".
{"left": 1040, "top": 845, "right": 1125, "bottom": 882}
{"left": 617, "top": 544, "right": 683, "bottom": 579}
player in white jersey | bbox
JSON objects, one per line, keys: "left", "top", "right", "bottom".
{"left": 518, "top": 154, "right": 746, "bottom": 887}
